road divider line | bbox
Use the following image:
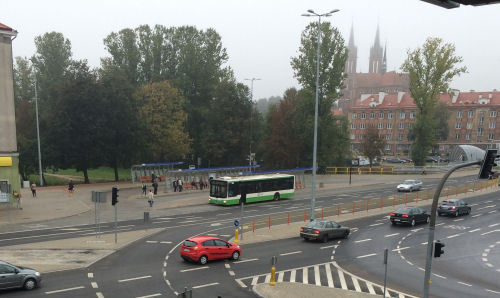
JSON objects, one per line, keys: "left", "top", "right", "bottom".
{"left": 433, "top": 273, "right": 446, "bottom": 279}
{"left": 469, "top": 228, "right": 481, "bottom": 233}
{"left": 384, "top": 233, "right": 400, "bottom": 238}
{"left": 192, "top": 282, "right": 219, "bottom": 289}
{"left": 118, "top": 275, "right": 152, "bottom": 283}
{"left": 472, "top": 214, "right": 481, "bottom": 218}
{"left": 236, "top": 279, "right": 247, "bottom": 288}
{"left": 180, "top": 266, "right": 209, "bottom": 273}
{"left": 356, "top": 253, "right": 377, "bottom": 259}
{"left": 228, "top": 270, "right": 235, "bottom": 276}
{"left": 45, "top": 286, "right": 85, "bottom": 294}
{"left": 369, "top": 223, "right": 384, "bottom": 227}
{"left": 91, "top": 282, "right": 98, "bottom": 288}
{"left": 234, "top": 258, "right": 258, "bottom": 264}
{"left": 160, "top": 241, "right": 172, "bottom": 244}
{"left": 488, "top": 223, "right": 500, "bottom": 227}
{"left": 280, "top": 251, "right": 302, "bottom": 256}
{"left": 392, "top": 247, "right": 409, "bottom": 252}
{"left": 96, "top": 292, "right": 104, "bottom": 298}
{"left": 446, "top": 233, "right": 462, "bottom": 239}
{"left": 220, "top": 234, "right": 230, "bottom": 237}
{"left": 146, "top": 241, "right": 158, "bottom": 244}
{"left": 136, "top": 294, "right": 162, "bottom": 298}
{"left": 320, "top": 245, "right": 336, "bottom": 249}
{"left": 355, "top": 239, "right": 372, "bottom": 243}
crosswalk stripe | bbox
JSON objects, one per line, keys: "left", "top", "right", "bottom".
{"left": 302, "top": 267, "right": 308, "bottom": 284}
{"left": 352, "top": 276, "right": 361, "bottom": 292}
{"left": 264, "top": 274, "right": 271, "bottom": 283}
{"left": 314, "top": 265, "right": 321, "bottom": 286}
{"left": 366, "top": 281, "right": 376, "bottom": 294}
{"left": 251, "top": 276, "right": 258, "bottom": 286}
{"left": 338, "top": 269, "right": 347, "bottom": 290}
{"left": 277, "top": 271, "right": 284, "bottom": 283}
{"left": 290, "top": 270, "right": 296, "bottom": 282}
{"left": 325, "top": 263, "right": 333, "bottom": 287}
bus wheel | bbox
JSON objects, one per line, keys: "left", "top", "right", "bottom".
{"left": 274, "top": 193, "right": 280, "bottom": 201}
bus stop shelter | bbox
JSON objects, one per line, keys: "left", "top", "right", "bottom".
{"left": 131, "top": 162, "right": 184, "bottom": 183}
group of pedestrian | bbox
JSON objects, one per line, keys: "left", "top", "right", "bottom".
{"left": 173, "top": 178, "right": 183, "bottom": 192}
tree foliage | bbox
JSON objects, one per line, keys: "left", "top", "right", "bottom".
{"left": 361, "top": 125, "right": 386, "bottom": 166}
{"left": 401, "top": 37, "right": 466, "bottom": 166}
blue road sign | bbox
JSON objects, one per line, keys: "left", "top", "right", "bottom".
{"left": 234, "top": 220, "right": 239, "bottom": 227}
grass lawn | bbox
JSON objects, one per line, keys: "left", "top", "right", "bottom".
{"left": 27, "top": 167, "right": 131, "bottom": 186}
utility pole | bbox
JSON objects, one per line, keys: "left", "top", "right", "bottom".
{"left": 34, "top": 76, "right": 43, "bottom": 186}
{"left": 245, "top": 78, "right": 261, "bottom": 172}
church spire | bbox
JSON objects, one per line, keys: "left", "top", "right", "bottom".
{"left": 369, "top": 23, "right": 384, "bottom": 74}
{"left": 345, "top": 22, "right": 357, "bottom": 75}
{"left": 382, "top": 42, "right": 387, "bottom": 74}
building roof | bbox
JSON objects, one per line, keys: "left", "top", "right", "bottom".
{"left": 0, "top": 22, "right": 13, "bottom": 31}
{"left": 351, "top": 71, "right": 409, "bottom": 88}
{"left": 350, "top": 91, "right": 500, "bottom": 110}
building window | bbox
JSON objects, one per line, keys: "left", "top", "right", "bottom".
{"left": 370, "top": 112, "right": 375, "bottom": 119}
{"left": 455, "top": 134, "right": 460, "bottom": 140}
{"left": 400, "top": 112, "right": 406, "bottom": 119}
{"left": 378, "top": 123, "right": 383, "bottom": 129}
{"left": 352, "top": 113, "right": 358, "bottom": 119}
{"left": 398, "top": 134, "right": 404, "bottom": 141}
{"left": 490, "top": 122, "right": 496, "bottom": 129}
{"left": 478, "top": 128, "right": 483, "bottom": 136}
{"left": 490, "top": 111, "right": 497, "bottom": 117}
{"left": 351, "top": 123, "right": 356, "bottom": 129}
{"left": 385, "top": 134, "right": 391, "bottom": 140}
{"left": 466, "top": 123, "right": 473, "bottom": 129}
{"left": 468, "top": 111, "right": 474, "bottom": 118}
{"left": 465, "top": 133, "right": 470, "bottom": 140}
{"left": 388, "top": 112, "right": 393, "bottom": 119}
{"left": 457, "top": 111, "right": 463, "bottom": 118}
{"left": 379, "top": 112, "right": 384, "bottom": 119}
{"left": 387, "top": 123, "right": 392, "bottom": 129}
{"left": 479, "top": 117, "right": 484, "bottom": 125}
{"left": 488, "top": 133, "right": 495, "bottom": 140}
{"left": 361, "top": 113, "right": 366, "bottom": 119}
{"left": 360, "top": 123, "right": 365, "bottom": 129}
{"left": 410, "top": 111, "right": 415, "bottom": 119}
{"left": 456, "top": 123, "right": 461, "bottom": 129}
{"left": 399, "top": 123, "right": 404, "bottom": 129}
{"left": 385, "top": 144, "right": 391, "bottom": 151}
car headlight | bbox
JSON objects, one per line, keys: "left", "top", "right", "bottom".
{"left": 35, "top": 272, "right": 40, "bottom": 277}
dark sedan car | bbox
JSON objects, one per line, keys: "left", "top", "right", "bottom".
{"left": 438, "top": 199, "right": 471, "bottom": 217}
{"left": 300, "top": 220, "right": 350, "bottom": 242}
{"left": 0, "top": 261, "right": 41, "bottom": 291}
{"left": 390, "top": 206, "right": 430, "bottom": 226}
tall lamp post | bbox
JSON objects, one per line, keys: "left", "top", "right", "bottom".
{"left": 34, "top": 75, "right": 43, "bottom": 186}
{"left": 301, "top": 9, "right": 339, "bottom": 220}
{"left": 245, "top": 78, "right": 261, "bottom": 172}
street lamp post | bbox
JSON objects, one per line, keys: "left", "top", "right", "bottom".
{"left": 301, "top": 9, "right": 339, "bottom": 221}
{"left": 34, "top": 76, "right": 43, "bottom": 186}
{"left": 245, "top": 78, "right": 261, "bottom": 172}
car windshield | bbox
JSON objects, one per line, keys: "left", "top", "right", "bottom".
{"left": 395, "top": 207, "right": 410, "bottom": 214}
{"left": 183, "top": 240, "right": 197, "bottom": 247}
{"left": 306, "top": 221, "right": 325, "bottom": 228}
{"left": 403, "top": 180, "right": 414, "bottom": 184}
{"left": 440, "top": 200, "right": 455, "bottom": 205}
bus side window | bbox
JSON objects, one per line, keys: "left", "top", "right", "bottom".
{"left": 228, "top": 183, "right": 238, "bottom": 197}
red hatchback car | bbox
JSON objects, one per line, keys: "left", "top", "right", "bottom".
{"left": 180, "top": 236, "right": 241, "bottom": 265}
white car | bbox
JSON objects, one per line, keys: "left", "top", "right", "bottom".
{"left": 397, "top": 180, "right": 423, "bottom": 192}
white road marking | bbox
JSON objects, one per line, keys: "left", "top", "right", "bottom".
{"left": 366, "top": 282, "right": 376, "bottom": 294}
{"left": 277, "top": 271, "right": 284, "bottom": 282}
{"left": 234, "top": 258, "right": 258, "bottom": 264}
{"left": 469, "top": 228, "right": 481, "bottom": 233}
{"left": 224, "top": 264, "right": 230, "bottom": 269}
{"left": 325, "top": 264, "right": 333, "bottom": 287}
{"left": 314, "top": 265, "right": 321, "bottom": 286}
{"left": 210, "top": 223, "right": 222, "bottom": 226}
{"left": 369, "top": 223, "right": 384, "bottom": 227}
{"left": 352, "top": 276, "right": 361, "bottom": 292}
{"left": 146, "top": 241, "right": 158, "bottom": 243}
{"left": 489, "top": 223, "right": 500, "bottom": 227}
{"left": 488, "top": 210, "right": 497, "bottom": 214}
{"left": 251, "top": 276, "right": 259, "bottom": 286}
{"left": 290, "top": 270, "right": 296, "bottom": 282}
{"left": 88, "top": 273, "right": 94, "bottom": 278}
{"left": 477, "top": 205, "right": 496, "bottom": 210}
{"left": 228, "top": 270, "right": 235, "bottom": 276}
{"left": 453, "top": 218, "right": 464, "bottom": 222}
{"left": 302, "top": 267, "right": 308, "bottom": 284}
{"left": 436, "top": 223, "right": 445, "bottom": 226}
{"left": 192, "top": 282, "right": 219, "bottom": 289}
{"left": 264, "top": 274, "right": 271, "bottom": 283}
{"left": 59, "top": 228, "right": 80, "bottom": 231}
{"left": 320, "top": 245, "right": 336, "bottom": 249}
{"left": 385, "top": 233, "right": 400, "bottom": 238}
{"left": 472, "top": 214, "right": 481, "bottom": 218}
{"left": 357, "top": 253, "right": 377, "bottom": 259}
{"left": 355, "top": 238, "right": 372, "bottom": 243}
{"left": 118, "top": 275, "right": 152, "bottom": 283}
{"left": 180, "top": 220, "right": 196, "bottom": 223}
{"left": 446, "top": 233, "right": 462, "bottom": 239}
{"left": 207, "top": 233, "right": 217, "bottom": 236}
{"left": 96, "top": 293, "right": 104, "bottom": 298}
{"left": 217, "top": 212, "right": 232, "bottom": 216}
{"left": 433, "top": 273, "right": 446, "bottom": 279}
{"left": 486, "top": 289, "right": 500, "bottom": 294}
{"left": 280, "top": 250, "right": 302, "bottom": 256}
{"left": 481, "top": 229, "right": 500, "bottom": 236}
{"left": 421, "top": 242, "right": 428, "bottom": 245}
{"left": 136, "top": 294, "right": 162, "bottom": 298}
{"left": 236, "top": 279, "right": 247, "bottom": 288}
{"left": 180, "top": 266, "right": 209, "bottom": 273}
{"left": 91, "top": 282, "right": 98, "bottom": 288}
{"left": 45, "top": 286, "right": 85, "bottom": 294}
{"left": 392, "top": 247, "right": 410, "bottom": 252}
{"left": 338, "top": 269, "right": 347, "bottom": 289}
{"left": 220, "top": 234, "right": 230, "bottom": 237}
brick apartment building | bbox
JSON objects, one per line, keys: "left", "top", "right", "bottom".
{"left": 347, "top": 90, "right": 500, "bottom": 156}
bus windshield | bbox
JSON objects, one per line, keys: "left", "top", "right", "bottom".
{"left": 210, "top": 180, "right": 228, "bottom": 198}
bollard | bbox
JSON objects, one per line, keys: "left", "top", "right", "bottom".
{"left": 287, "top": 213, "right": 290, "bottom": 225}
{"left": 235, "top": 228, "right": 239, "bottom": 244}
{"left": 337, "top": 204, "right": 340, "bottom": 216}
{"left": 270, "top": 265, "right": 276, "bottom": 286}
{"left": 253, "top": 220, "right": 255, "bottom": 233}
{"left": 321, "top": 208, "right": 324, "bottom": 219}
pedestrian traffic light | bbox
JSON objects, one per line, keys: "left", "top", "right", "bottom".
{"left": 479, "top": 149, "right": 498, "bottom": 179}
{"left": 112, "top": 187, "right": 119, "bottom": 205}
{"left": 434, "top": 240, "right": 445, "bottom": 258}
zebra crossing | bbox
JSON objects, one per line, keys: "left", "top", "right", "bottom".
{"left": 235, "top": 261, "right": 417, "bottom": 298}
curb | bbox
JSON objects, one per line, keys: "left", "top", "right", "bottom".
{"left": 252, "top": 285, "right": 266, "bottom": 298}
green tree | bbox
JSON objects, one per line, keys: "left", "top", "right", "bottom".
{"left": 401, "top": 37, "right": 466, "bottom": 166}
{"left": 291, "top": 21, "right": 347, "bottom": 101}
{"left": 134, "top": 81, "right": 190, "bottom": 162}
{"left": 361, "top": 125, "right": 386, "bottom": 166}
{"left": 103, "top": 28, "right": 141, "bottom": 84}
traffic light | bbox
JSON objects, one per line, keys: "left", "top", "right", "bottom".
{"left": 479, "top": 149, "right": 498, "bottom": 179}
{"left": 434, "top": 240, "right": 445, "bottom": 258}
{"left": 112, "top": 187, "right": 119, "bottom": 205}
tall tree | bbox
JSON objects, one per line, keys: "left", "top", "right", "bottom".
{"left": 401, "top": 37, "right": 466, "bottom": 166}
{"left": 134, "top": 81, "right": 190, "bottom": 162}
{"left": 103, "top": 28, "right": 141, "bottom": 84}
{"left": 291, "top": 21, "right": 348, "bottom": 101}
{"left": 361, "top": 125, "right": 386, "bottom": 166}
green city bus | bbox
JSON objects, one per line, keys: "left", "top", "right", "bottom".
{"left": 209, "top": 174, "right": 295, "bottom": 206}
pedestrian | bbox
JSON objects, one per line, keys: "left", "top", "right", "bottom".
{"left": 141, "top": 182, "right": 147, "bottom": 196}
{"left": 151, "top": 172, "right": 156, "bottom": 183}
{"left": 153, "top": 181, "right": 158, "bottom": 195}
{"left": 173, "top": 179, "right": 178, "bottom": 192}
{"left": 191, "top": 180, "right": 197, "bottom": 190}
{"left": 68, "top": 180, "right": 74, "bottom": 193}
{"left": 30, "top": 183, "right": 37, "bottom": 197}
{"left": 178, "top": 178, "right": 183, "bottom": 192}
{"left": 147, "top": 189, "right": 154, "bottom": 207}
{"left": 13, "top": 190, "right": 22, "bottom": 209}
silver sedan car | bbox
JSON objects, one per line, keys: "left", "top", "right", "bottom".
{"left": 0, "top": 261, "right": 41, "bottom": 291}
{"left": 397, "top": 179, "right": 423, "bottom": 192}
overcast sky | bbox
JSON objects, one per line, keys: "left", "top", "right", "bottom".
{"left": 2, "top": 0, "right": 500, "bottom": 100}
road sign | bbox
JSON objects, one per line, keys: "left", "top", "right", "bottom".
{"left": 234, "top": 220, "right": 239, "bottom": 227}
